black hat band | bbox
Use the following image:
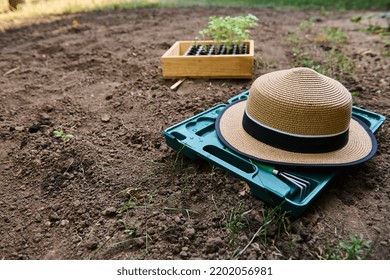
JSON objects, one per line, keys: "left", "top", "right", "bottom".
{"left": 242, "top": 110, "right": 349, "bottom": 154}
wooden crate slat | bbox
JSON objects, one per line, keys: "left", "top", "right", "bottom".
{"left": 161, "top": 40, "right": 254, "bottom": 79}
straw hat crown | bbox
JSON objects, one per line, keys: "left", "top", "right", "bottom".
{"left": 247, "top": 67, "right": 352, "bottom": 136}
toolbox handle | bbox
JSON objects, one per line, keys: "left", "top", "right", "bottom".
{"left": 202, "top": 145, "right": 258, "bottom": 176}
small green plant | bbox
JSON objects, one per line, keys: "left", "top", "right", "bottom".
{"left": 289, "top": 23, "right": 354, "bottom": 81}
{"left": 53, "top": 129, "right": 74, "bottom": 142}
{"left": 326, "top": 48, "right": 355, "bottom": 78}
{"left": 225, "top": 203, "right": 251, "bottom": 244}
{"left": 340, "top": 234, "right": 371, "bottom": 260}
{"left": 260, "top": 205, "right": 290, "bottom": 246}
{"left": 255, "top": 55, "right": 272, "bottom": 69}
{"left": 352, "top": 12, "right": 390, "bottom": 34}
{"left": 234, "top": 204, "right": 288, "bottom": 259}
{"left": 291, "top": 44, "right": 324, "bottom": 73}
{"left": 199, "top": 14, "right": 258, "bottom": 51}
{"left": 322, "top": 234, "right": 371, "bottom": 260}
{"left": 299, "top": 18, "right": 315, "bottom": 33}
{"left": 322, "top": 27, "right": 348, "bottom": 43}
{"left": 119, "top": 219, "right": 136, "bottom": 236}
{"left": 117, "top": 198, "right": 138, "bottom": 213}
{"left": 351, "top": 91, "right": 360, "bottom": 104}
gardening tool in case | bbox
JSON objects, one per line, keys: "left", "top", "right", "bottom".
{"left": 162, "top": 90, "right": 385, "bottom": 217}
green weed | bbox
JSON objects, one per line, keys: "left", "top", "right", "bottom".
{"left": 234, "top": 204, "right": 289, "bottom": 258}
{"left": 118, "top": 218, "right": 137, "bottom": 236}
{"left": 288, "top": 34, "right": 301, "bottom": 45}
{"left": 351, "top": 90, "right": 360, "bottom": 104}
{"left": 261, "top": 205, "right": 290, "bottom": 246}
{"left": 322, "top": 27, "right": 348, "bottom": 43}
{"left": 225, "top": 203, "right": 251, "bottom": 244}
{"left": 289, "top": 16, "right": 356, "bottom": 82}
{"left": 171, "top": 145, "right": 186, "bottom": 172}
{"left": 323, "top": 234, "right": 371, "bottom": 260}
{"left": 320, "top": 8, "right": 331, "bottom": 17}
{"left": 255, "top": 56, "right": 275, "bottom": 69}
{"left": 299, "top": 18, "right": 315, "bottom": 33}
{"left": 53, "top": 129, "right": 74, "bottom": 142}
{"left": 291, "top": 44, "right": 324, "bottom": 73}
{"left": 340, "top": 234, "right": 371, "bottom": 259}
{"left": 326, "top": 48, "right": 355, "bottom": 78}
{"left": 352, "top": 12, "right": 390, "bottom": 35}
{"left": 117, "top": 197, "right": 138, "bottom": 213}
{"left": 351, "top": 12, "right": 389, "bottom": 59}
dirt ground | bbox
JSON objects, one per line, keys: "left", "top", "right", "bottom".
{"left": 0, "top": 7, "right": 389, "bottom": 260}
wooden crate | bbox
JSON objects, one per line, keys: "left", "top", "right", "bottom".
{"left": 161, "top": 40, "right": 254, "bottom": 79}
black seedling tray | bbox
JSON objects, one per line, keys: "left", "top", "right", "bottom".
{"left": 163, "top": 90, "right": 386, "bottom": 216}
{"left": 185, "top": 44, "right": 248, "bottom": 56}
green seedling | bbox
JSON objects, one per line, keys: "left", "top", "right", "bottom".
{"left": 322, "top": 234, "right": 371, "bottom": 260}
{"left": 119, "top": 219, "right": 136, "bottom": 236}
{"left": 225, "top": 203, "right": 251, "bottom": 244}
{"left": 351, "top": 91, "right": 360, "bottom": 104}
{"left": 171, "top": 144, "right": 186, "bottom": 172}
{"left": 290, "top": 26, "right": 354, "bottom": 81}
{"left": 260, "top": 204, "right": 290, "bottom": 246}
{"left": 326, "top": 48, "right": 355, "bottom": 78}
{"left": 53, "top": 129, "right": 74, "bottom": 142}
{"left": 291, "top": 45, "right": 324, "bottom": 73}
{"left": 322, "top": 27, "right": 348, "bottom": 43}
{"left": 351, "top": 13, "right": 389, "bottom": 57}
{"left": 299, "top": 18, "right": 315, "bottom": 33}
{"left": 234, "top": 204, "right": 288, "bottom": 259}
{"left": 117, "top": 198, "right": 138, "bottom": 213}
{"left": 351, "top": 13, "right": 390, "bottom": 34}
{"left": 320, "top": 8, "right": 331, "bottom": 17}
{"left": 340, "top": 234, "right": 371, "bottom": 260}
{"left": 255, "top": 55, "right": 270, "bottom": 69}
{"left": 199, "top": 14, "right": 258, "bottom": 52}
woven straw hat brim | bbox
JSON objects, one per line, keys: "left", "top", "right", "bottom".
{"left": 216, "top": 100, "right": 377, "bottom": 167}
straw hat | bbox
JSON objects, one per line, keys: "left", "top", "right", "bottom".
{"left": 216, "top": 67, "right": 377, "bottom": 167}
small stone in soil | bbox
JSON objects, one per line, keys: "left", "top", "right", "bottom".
{"left": 49, "top": 212, "right": 60, "bottom": 221}
{"left": 84, "top": 240, "right": 99, "bottom": 250}
{"left": 15, "top": 126, "right": 25, "bottom": 131}
{"left": 174, "top": 216, "right": 181, "bottom": 224}
{"left": 60, "top": 219, "right": 69, "bottom": 226}
{"left": 205, "top": 237, "right": 224, "bottom": 253}
{"left": 372, "top": 226, "right": 381, "bottom": 233}
{"left": 39, "top": 112, "right": 51, "bottom": 120}
{"left": 134, "top": 238, "right": 145, "bottom": 247}
{"left": 101, "top": 114, "right": 111, "bottom": 122}
{"left": 184, "top": 227, "right": 196, "bottom": 239}
{"left": 102, "top": 207, "right": 117, "bottom": 216}
{"left": 180, "top": 250, "right": 188, "bottom": 258}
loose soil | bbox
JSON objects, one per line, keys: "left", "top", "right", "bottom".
{"left": 0, "top": 7, "right": 389, "bottom": 260}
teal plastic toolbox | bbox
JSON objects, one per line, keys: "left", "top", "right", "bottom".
{"left": 163, "top": 90, "right": 386, "bottom": 217}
